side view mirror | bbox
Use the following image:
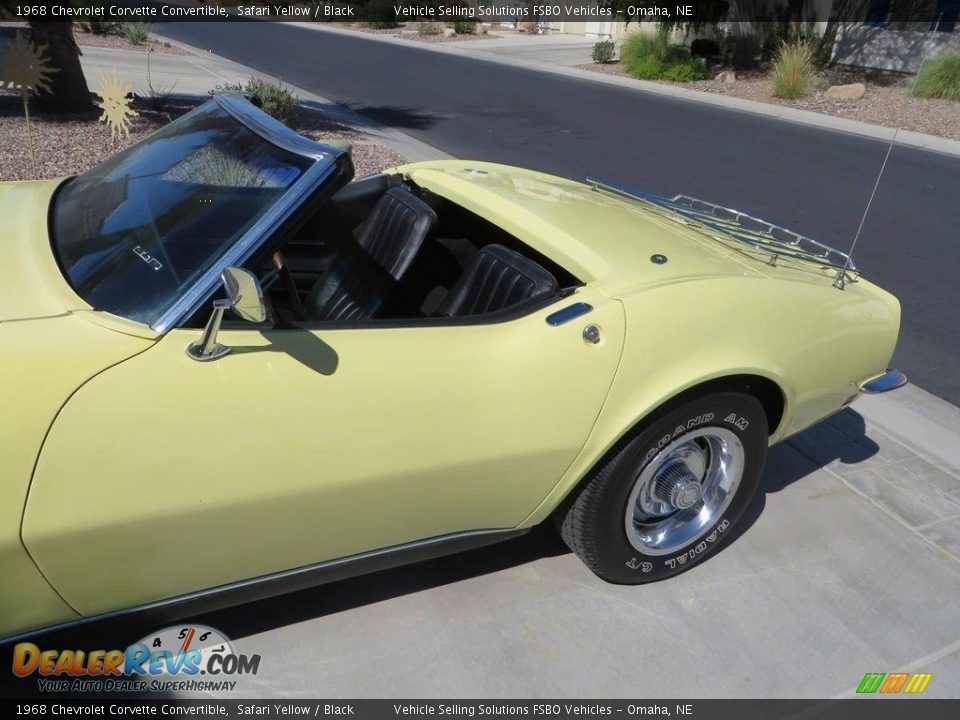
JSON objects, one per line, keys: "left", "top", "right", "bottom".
{"left": 186, "top": 267, "right": 266, "bottom": 362}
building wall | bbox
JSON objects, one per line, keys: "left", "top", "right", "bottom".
{"left": 832, "top": 22, "right": 960, "bottom": 71}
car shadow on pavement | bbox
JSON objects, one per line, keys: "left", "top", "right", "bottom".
{"left": 0, "top": 525, "right": 570, "bottom": 687}
{"left": 717, "top": 407, "right": 880, "bottom": 556}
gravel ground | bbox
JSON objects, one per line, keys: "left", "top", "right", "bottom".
{"left": 0, "top": 23, "right": 187, "bottom": 56}
{"left": 74, "top": 29, "right": 192, "bottom": 56}
{"left": 577, "top": 62, "right": 960, "bottom": 141}
{"left": 404, "top": 26, "right": 493, "bottom": 44}
{"left": 331, "top": 22, "right": 496, "bottom": 43}
{"left": 0, "top": 93, "right": 407, "bottom": 182}
{"left": 330, "top": 23, "right": 405, "bottom": 36}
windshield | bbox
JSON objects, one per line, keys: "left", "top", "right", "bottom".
{"left": 52, "top": 102, "right": 313, "bottom": 326}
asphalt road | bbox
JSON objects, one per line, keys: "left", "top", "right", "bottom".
{"left": 161, "top": 22, "right": 960, "bottom": 405}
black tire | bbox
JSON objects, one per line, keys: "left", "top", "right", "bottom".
{"left": 556, "top": 392, "right": 768, "bottom": 583}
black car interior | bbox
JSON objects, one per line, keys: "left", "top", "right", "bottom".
{"left": 234, "top": 173, "right": 580, "bottom": 328}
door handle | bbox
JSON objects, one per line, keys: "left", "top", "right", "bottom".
{"left": 546, "top": 302, "right": 593, "bottom": 326}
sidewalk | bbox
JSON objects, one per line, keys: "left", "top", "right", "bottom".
{"left": 441, "top": 31, "right": 596, "bottom": 67}
{"left": 293, "top": 23, "right": 960, "bottom": 158}
{"left": 70, "top": 40, "right": 960, "bottom": 698}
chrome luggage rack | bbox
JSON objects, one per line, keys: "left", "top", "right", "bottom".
{"left": 587, "top": 178, "right": 857, "bottom": 282}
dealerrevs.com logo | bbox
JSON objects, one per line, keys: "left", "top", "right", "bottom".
{"left": 12, "top": 624, "right": 261, "bottom": 693}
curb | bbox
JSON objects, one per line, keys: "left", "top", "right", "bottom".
{"left": 292, "top": 22, "right": 960, "bottom": 159}
{"left": 150, "top": 31, "right": 452, "bottom": 164}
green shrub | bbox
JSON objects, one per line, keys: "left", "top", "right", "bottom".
{"left": 119, "top": 22, "right": 151, "bottom": 45}
{"left": 912, "top": 52, "right": 960, "bottom": 101}
{"left": 662, "top": 58, "right": 707, "bottom": 82}
{"left": 417, "top": 21, "right": 442, "bottom": 36}
{"left": 217, "top": 78, "right": 299, "bottom": 126}
{"left": 621, "top": 27, "right": 670, "bottom": 66}
{"left": 771, "top": 41, "right": 814, "bottom": 99}
{"left": 450, "top": 20, "right": 475, "bottom": 34}
{"left": 592, "top": 39, "right": 615, "bottom": 64}
{"left": 621, "top": 27, "right": 704, "bottom": 82}
{"left": 627, "top": 55, "right": 666, "bottom": 80}
{"left": 721, "top": 33, "right": 760, "bottom": 70}
{"left": 245, "top": 78, "right": 299, "bottom": 125}
{"left": 621, "top": 27, "right": 669, "bottom": 79}
{"left": 119, "top": 22, "right": 149, "bottom": 45}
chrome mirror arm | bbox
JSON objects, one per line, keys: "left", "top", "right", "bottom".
{"left": 185, "top": 267, "right": 267, "bottom": 362}
{"left": 186, "top": 298, "right": 232, "bottom": 362}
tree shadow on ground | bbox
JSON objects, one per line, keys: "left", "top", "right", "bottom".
{"left": 343, "top": 103, "right": 438, "bottom": 130}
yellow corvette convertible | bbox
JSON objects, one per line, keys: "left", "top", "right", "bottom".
{"left": 1, "top": 94, "right": 905, "bottom": 640}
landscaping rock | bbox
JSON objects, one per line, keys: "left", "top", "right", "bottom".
{"left": 826, "top": 82, "right": 866, "bottom": 101}
{"left": 442, "top": 27, "right": 456, "bottom": 37}
{"left": 715, "top": 70, "right": 737, "bottom": 83}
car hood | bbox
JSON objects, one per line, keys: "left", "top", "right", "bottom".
{"left": 0, "top": 178, "right": 92, "bottom": 322}
{"left": 401, "top": 161, "right": 863, "bottom": 297}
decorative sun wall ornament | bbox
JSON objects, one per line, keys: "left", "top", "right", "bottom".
{"left": 0, "top": 31, "right": 58, "bottom": 178}
{"left": 0, "top": 31, "right": 56, "bottom": 95}
{"left": 96, "top": 66, "right": 138, "bottom": 142}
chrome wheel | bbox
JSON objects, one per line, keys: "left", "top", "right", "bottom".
{"left": 624, "top": 428, "right": 744, "bottom": 556}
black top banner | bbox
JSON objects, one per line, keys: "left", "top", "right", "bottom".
{"left": 1, "top": 1, "right": 958, "bottom": 26}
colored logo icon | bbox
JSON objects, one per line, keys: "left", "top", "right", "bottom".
{"left": 857, "top": 672, "right": 933, "bottom": 694}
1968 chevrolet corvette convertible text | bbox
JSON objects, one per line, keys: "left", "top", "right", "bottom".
{"left": 0, "top": 94, "right": 905, "bottom": 640}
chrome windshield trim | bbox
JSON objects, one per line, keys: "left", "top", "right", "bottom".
{"left": 150, "top": 160, "right": 340, "bottom": 334}
{"left": 213, "top": 92, "right": 333, "bottom": 160}
{"left": 859, "top": 368, "right": 908, "bottom": 394}
{"left": 148, "top": 95, "right": 347, "bottom": 334}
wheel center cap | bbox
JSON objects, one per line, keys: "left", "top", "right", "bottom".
{"left": 652, "top": 460, "right": 703, "bottom": 511}
{"left": 672, "top": 482, "right": 702, "bottom": 509}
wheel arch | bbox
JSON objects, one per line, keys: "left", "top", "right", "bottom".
{"left": 658, "top": 373, "right": 786, "bottom": 439}
{"left": 520, "top": 372, "right": 788, "bottom": 528}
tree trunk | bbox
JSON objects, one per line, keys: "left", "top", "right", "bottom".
{"left": 28, "top": 22, "right": 93, "bottom": 113}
